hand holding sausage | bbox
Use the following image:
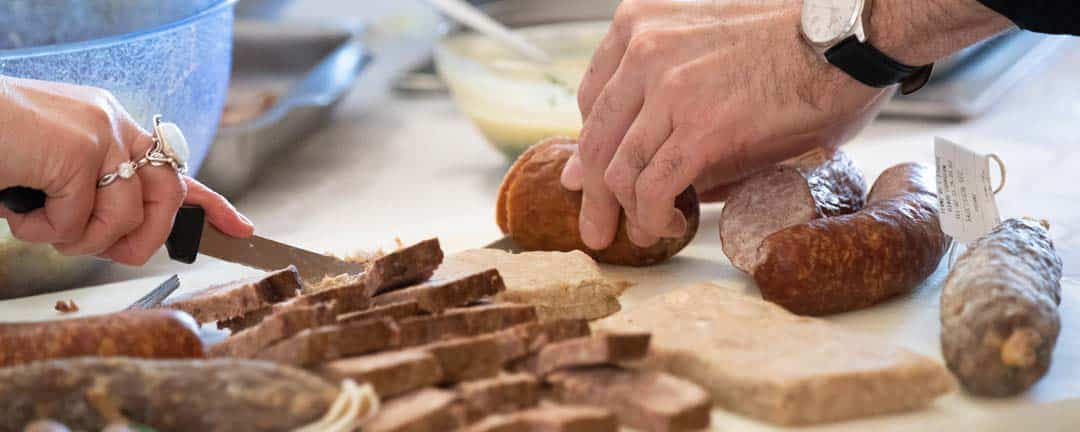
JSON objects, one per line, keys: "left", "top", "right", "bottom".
{"left": 560, "top": 0, "right": 1013, "bottom": 250}
{"left": 559, "top": 0, "right": 889, "bottom": 250}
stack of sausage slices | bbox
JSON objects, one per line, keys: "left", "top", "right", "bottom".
{"left": 1, "top": 238, "right": 710, "bottom": 432}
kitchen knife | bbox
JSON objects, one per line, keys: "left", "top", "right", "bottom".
{"left": 165, "top": 205, "right": 366, "bottom": 284}
{"left": 0, "top": 192, "right": 364, "bottom": 283}
{"left": 484, "top": 235, "right": 523, "bottom": 252}
{"left": 126, "top": 274, "right": 182, "bottom": 310}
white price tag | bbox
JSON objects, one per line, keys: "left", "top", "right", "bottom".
{"left": 934, "top": 137, "right": 1001, "bottom": 244}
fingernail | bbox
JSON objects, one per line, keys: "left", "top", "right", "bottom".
{"left": 238, "top": 213, "right": 254, "bottom": 227}
{"left": 561, "top": 158, "right": 584, "bottom": 191}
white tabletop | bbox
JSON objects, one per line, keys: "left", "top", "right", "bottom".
{"left": 6, "top": 1, "right": 1080, "bottom": 430}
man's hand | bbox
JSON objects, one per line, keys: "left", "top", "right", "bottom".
{"left": 0, "top": 76, "right": 253, "bottom": 265}
{"left": 562, "top": 0, "right": 1010, "bottom": 250}
{"left": 561, "top": 0, "right": 887, "bottom": 250}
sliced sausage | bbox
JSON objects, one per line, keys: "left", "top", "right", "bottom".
{"left": 720, "top": 150, "right": 865, "bottom": 272}
{"left": 752, "top": 163, "right": 948, "bottom": 315}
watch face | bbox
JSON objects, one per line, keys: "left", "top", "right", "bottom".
{"left": 802, "top": 0, "right": 863, "bottom": 46}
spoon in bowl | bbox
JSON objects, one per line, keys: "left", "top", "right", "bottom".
{"left": 425, "top": 0, "right": 552, "bottom": 64}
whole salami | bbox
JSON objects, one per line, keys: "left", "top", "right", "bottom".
{"left": 940, "top": 218, "right": 1063, "bottom": 396}
{"left": 0, "top": 310, "right": 204, "bottom": 367}
{"left": 0, "top": 357, "right": 339, "bottom": 432}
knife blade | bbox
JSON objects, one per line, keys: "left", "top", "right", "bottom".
{"left": 126, "top": 274, "right": 181, "bottom": 310}
{"left": 166, "top": 205, "right": 366, "bottom": 284}
{"left": 484, "top": 235, "right": 523, "bottom": 252}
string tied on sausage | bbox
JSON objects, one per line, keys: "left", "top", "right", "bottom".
{"left": 293, "top": 379, "right": 380, "bottom": 432}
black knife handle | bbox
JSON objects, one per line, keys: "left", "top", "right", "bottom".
{"left": 166, "top": 205, "right": 206, "bottom": 264}
{"left": 0, "top": 187, "right": 47, "bottom": 214}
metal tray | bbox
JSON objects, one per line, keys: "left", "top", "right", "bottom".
{"left": 882, "top": 31, "right": 1069, "bottom": 120}
{"left": 198, "top": 20, "right": 372, "bottom": 198}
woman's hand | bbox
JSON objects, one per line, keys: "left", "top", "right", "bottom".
{"left": 560, "top": 0, "right": 888, "bottom": 250}
{"left": 0, "top": 76, "right": 253, "bottom": 265}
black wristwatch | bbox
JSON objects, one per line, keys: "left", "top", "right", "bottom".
{"left": 800, "top": 0, "right": 934, "bottom": 95}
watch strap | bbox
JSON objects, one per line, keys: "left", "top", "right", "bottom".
{"left": 825, "top": 36, "right": 934, "bottom": 94}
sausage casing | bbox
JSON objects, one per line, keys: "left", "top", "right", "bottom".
{"left": 499, "top": 137, "right": 700, "bottom": 267}
{"left": 753, "top": 163, "right": 948, "bottom": 315}
{"left": 0, "top": 357, "right": 338, "bottom": 432}
{"left": 0, "top": 309, "right": 204, "bottom": 367}
{"left": 940, "top": 218, "right": 1063, "bottom": 396}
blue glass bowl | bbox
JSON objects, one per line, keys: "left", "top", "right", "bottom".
{"left": 0, "top": 0, "right": 237, "bottom": 175}
{"left": 0, "top": 0, "right": 235, "bottom": 299}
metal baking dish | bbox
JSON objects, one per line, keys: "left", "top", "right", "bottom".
{"left": 198, "top": 20, "right": 372, "bottom": 198}
{"left": 234, "top": 0, "right": 292, "bottom": 19}
{"left": 882, "top": 31, "right": 1068, "bottom": 120}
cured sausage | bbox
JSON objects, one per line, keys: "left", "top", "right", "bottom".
{"left": 720, "top": 150, "right": 865, "bottom": 272}
{"left": 0, "top": 357, "right": 338, "bottom": 432}
{"left": 498, "top": 137, "right": 700, "bottom": 267}
{"left": 0, "top": 309, "right": 204, "bottom": 367}
{"left": 751, "top": 163, "right": 948, "bottom": 315}
{"left": 940, "top": 218, "right": 1063, "bottom": 396}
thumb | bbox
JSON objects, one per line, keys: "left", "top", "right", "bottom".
{"left": 182, "top": 177, "right": 254, "bottom": 238}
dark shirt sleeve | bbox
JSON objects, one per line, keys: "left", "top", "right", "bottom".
{"left": 976, "top": 0, "right": 1080, "bottom": 35}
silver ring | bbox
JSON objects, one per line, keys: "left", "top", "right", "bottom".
{"left": 95, "top": 115, "right": 189, "bottom": 188}
{"left": 146, "top": 115, "right": 189, "bottom": 175}
{"left": 97, "top": 160, "right": 144, "bottom": 188}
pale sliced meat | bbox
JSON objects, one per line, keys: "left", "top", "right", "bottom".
{"left": 418, "top": 333, "right": 505, "bottom": 383}
{"left": 397, "top": 304, "right": 537, "bottom": 347}
{"left": 456, "top": 373, "right": 540, "bottom": 422}
{"left": 319, "top": 350, "right": 443, "bottom": 398}
{"left": 373, "top": 269, "right": 505, "bottom": 313}
{"left": 435, "top": 249, "right": 630, "bottom": 321}
{"left": 293, "top": 238, "right": 444, "bottom": 313}
{"left": 547, "top": 366, "right": 711, "bottom": 432}
{"left": 254, "top": 318, "right": 400, "bottom": 367}
{"left": 467, "top": 404, "right": 617, "bottom": 432}
{"left": 337, "top": 301, "right": 421, "bottom": 323}
{"left": 496, "top": 319, "right": 591, "bottom": 360}
{"left": 364, "top": 388, "right": 462, "bottom": 432}
{"left": 597, "top": 283, "right": 955, "bottom": 425}
{"left": 533, "top": 297, "right": 621, "bottom": 323}
{"left": 209, "top": 303, "right": 335, "bottom": 358}
{"left": 533, "top": 332, "right": 650, "bottom": 376}
{"left": 162, "top": 267, "right": 301, "bottom": 324}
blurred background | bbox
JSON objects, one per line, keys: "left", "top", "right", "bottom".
{"left": 0, "top": 0, "right": 1077, "bottom": 299}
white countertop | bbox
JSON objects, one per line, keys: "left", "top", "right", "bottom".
{"left": 6, "top": 1, "right": 1080, "bottom": 430}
